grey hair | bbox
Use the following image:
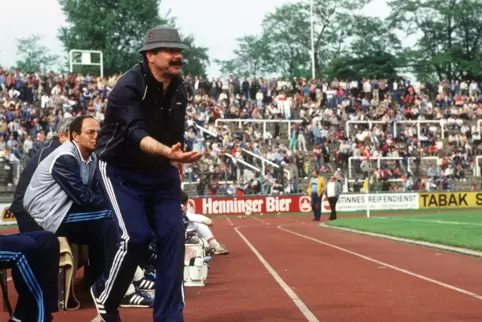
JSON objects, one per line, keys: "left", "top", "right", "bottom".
{"left": 52, "top": 117, "right": 74, "bottom": 137}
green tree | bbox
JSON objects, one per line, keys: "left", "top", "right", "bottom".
{"left": 15, "top": 35, "right": 59, "bottom": 73}
{"left": 326, "top": 16, "right": 401, "bottom": 80}
{"left": 215, "top": 35, "right": 272, "bottom": 77}
{"left": 58, "top": 0, "right": 209, "bottom": 76}
{"left": 261, "top": 0, "right": 370, "bottom": 77}
{"left": 214, "top": 59, "right": 244, "bottom": 77}
{"left": 388, "top": 0, "right": 482, "bottom": 81}
{"left": 58, "top": 0, "right": 166, "bottom": 75}
{"left": 181, "top": 35, "right": 210, "bottom": 78}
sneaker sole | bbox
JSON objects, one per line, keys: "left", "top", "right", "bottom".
{"left": 120, "top": 304, "right": 152, "bottom": 308}
{"left": 91, "top": 315, "right": 104, "bottom": 322}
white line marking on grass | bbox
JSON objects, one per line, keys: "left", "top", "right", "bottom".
{"left": 375, "top": 217, "right": 482, "bottom": 227}
{"left": 278, "top": 223, "right": 482, "bottom": 300}
{"left": 322, "top": 224, "right": 482, "bottom": 258}
{"left": 234, "top": 226, "right": 319, "bottom": 322}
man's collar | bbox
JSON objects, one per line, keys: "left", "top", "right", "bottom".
{"left": 71, "top": 141, "right": 94, "bottom": 163}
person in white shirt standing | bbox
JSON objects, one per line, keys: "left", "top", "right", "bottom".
{"left": 325, "top": 176, "right": 342, "bottom": 221}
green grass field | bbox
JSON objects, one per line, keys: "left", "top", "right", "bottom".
{"left": 0, "top": 224, "right": 17, "bottom": 230}
{"left": 325, "top": 209, "right": 482, "bottom": 251}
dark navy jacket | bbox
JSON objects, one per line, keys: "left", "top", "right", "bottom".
{"left": 95, "top": 62, "right": 188, "bottom": 172}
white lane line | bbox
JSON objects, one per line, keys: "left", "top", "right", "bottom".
{"left": 234, "top": 226, "right": 319, "bottom": 322}
{"left": 278, "top": 223, "right": 482, "bottom": 301}
{"left": 375, "top": 217, "right": 482, "bottom": 226}
{"left": 323, "top": 224, "right": 482, "bottom": 258}
{"left": 252, "top": 217, "right": 268, "bottom": 224}
{"left": 225, "top": 216, "right": 233, "bottom": 226}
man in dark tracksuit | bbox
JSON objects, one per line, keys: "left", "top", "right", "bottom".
{"left": 11, "top": 117, "right": 74, "bottom": 233}
{"left": 0, "top": 231, "right": 59, "bottom": 322}
{"left": 91, "top": 26, "right": 202, "bottom": 322}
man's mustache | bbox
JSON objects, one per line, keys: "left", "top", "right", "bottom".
{"left": 169, "top": 59, "right": 183, "bottom": 66}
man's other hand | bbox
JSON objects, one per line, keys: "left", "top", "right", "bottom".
{"left": 168, "top": 143, "right": 202, "bottom": 163}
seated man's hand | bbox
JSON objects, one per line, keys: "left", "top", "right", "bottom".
{"left": 203, "top": 218, "right": 213, "bottom": 227}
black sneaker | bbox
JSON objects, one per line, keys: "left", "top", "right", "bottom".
{"left": 133, "top": 273, "right": 155, "bottom": 292}
{"left": 120, "top": 290, "right": 154, "bottom": 308}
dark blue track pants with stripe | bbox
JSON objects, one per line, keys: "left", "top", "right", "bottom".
{"left": 95, "top": 161, "right": 185, "bottom": 322}
{"left": 56, "top": 206, "right": 117, "bottom": 289}
{"left": 0, "top": 231, "right": 59, "bottom": 322}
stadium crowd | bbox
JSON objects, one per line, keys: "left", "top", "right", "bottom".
{"left": 181, "top": 76, "right": 482, "bottom": 193}
{"left": 1, "top": 67, "right": 482, "bottom": 196}
{"left": 1, "top": 62, "right": 482, "bottom": 321}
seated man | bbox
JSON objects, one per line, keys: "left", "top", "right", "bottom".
{"left": 11, "top": 117, "right": 74, "bottom": 233}
{"left": 181, "top": 191, "right": 229, "bottom": 255}
{"left": 22, "top": 115, "right": 153, "bottom": 307}
{"left": 23, "top": 115, "right": 117, "bottom": 290}
{"left": 0, "top": 231, "right": 59, "bottom": 322}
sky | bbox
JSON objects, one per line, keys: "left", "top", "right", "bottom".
{"left": 1, "top": 0, "right": 391, "bottom": 78}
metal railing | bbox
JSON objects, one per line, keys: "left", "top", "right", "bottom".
{"left": 393, "top": 120, "right": 446, "bottom": 139}
{"left": 214, "top": 119, "right": 303, "bottom": 138}
{"left": 475, "top": 156, "right": 482, "bottom": 176}
{"left": 193, "top": 123, "right": 217, "bottom": 138}
{"left": 477, "top": 120, "right": 482, "bottom": 134}
{"left": 346, "top": 120, "right": 388, "bottom": 136}
{"left": 346, "top": 120, "right": 446, "bottom": 139}
{"left": 241, "top": 148, "right": 291, "bottom": 180}
{"left": 181, "top": 180, "right": 234, "bottom": 191}
{"left": 348, "top": 156, "right": 414, "bottom": 178}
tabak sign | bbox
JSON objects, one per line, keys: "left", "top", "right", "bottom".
{"left": 187, "top": 195, "right": 312, "bottom": 216}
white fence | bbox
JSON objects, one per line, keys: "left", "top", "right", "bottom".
{"left": 241, "top": 148, "right": 291, "bottom": 180}
{"left": 348, "top": 156, "right": 414, "bottom": 178}
{"left": 346, "top": 120, "right": 446, "bottom": 139}
{"left": 477, "top": 120, "right": 482, "bottom": 134}
{"left": 193, "top": 123, "right": 217, "bottom": 138}
{"left": 393, "top": 120, "right": 446, "bottom": 139}
{"left": 181, "top": 181, "right": 234, "bottom": 191}
{"left": 475, "top": 156, "right": 482, "bottom": 176}
{"left": 346, "top": 121, "right": 387, "bottom": 136}
{"left": 214, "top": 119, "right": 303, "bottom": 138}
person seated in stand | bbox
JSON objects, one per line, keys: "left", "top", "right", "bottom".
{"left": 11, "top": 117, "right": 74, "bottom": 233}
{"left": 0, "top": 231, "right": 59, "bottom": 322}
{"left": 181, "top": 191, "right": 229, "bottom": 255}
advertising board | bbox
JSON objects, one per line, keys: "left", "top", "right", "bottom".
{"left": 0, "top": 203, "right": 15, "bottom": 225}
{"left": 188, "top": 193, "right": 419, "bottom": 216}
{"left": 419, "top": 192, "right": 482, "bottom": 208}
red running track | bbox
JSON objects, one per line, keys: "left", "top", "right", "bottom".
{"left": 2, "top": 215, "right": 482, "bottom": 321}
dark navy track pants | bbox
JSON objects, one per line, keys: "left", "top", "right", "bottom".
{"left": 0, "top": 231, "right": 60, "bottom": 322}
{"left": 96, "top": 161, "right": 185, "bottom": 322}
{"left": 311, "top": 193, "right": 322, "bottom": 220}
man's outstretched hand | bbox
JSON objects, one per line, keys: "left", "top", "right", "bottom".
{"left": 168, "top": 143, "right": 202, "bottom": 163}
